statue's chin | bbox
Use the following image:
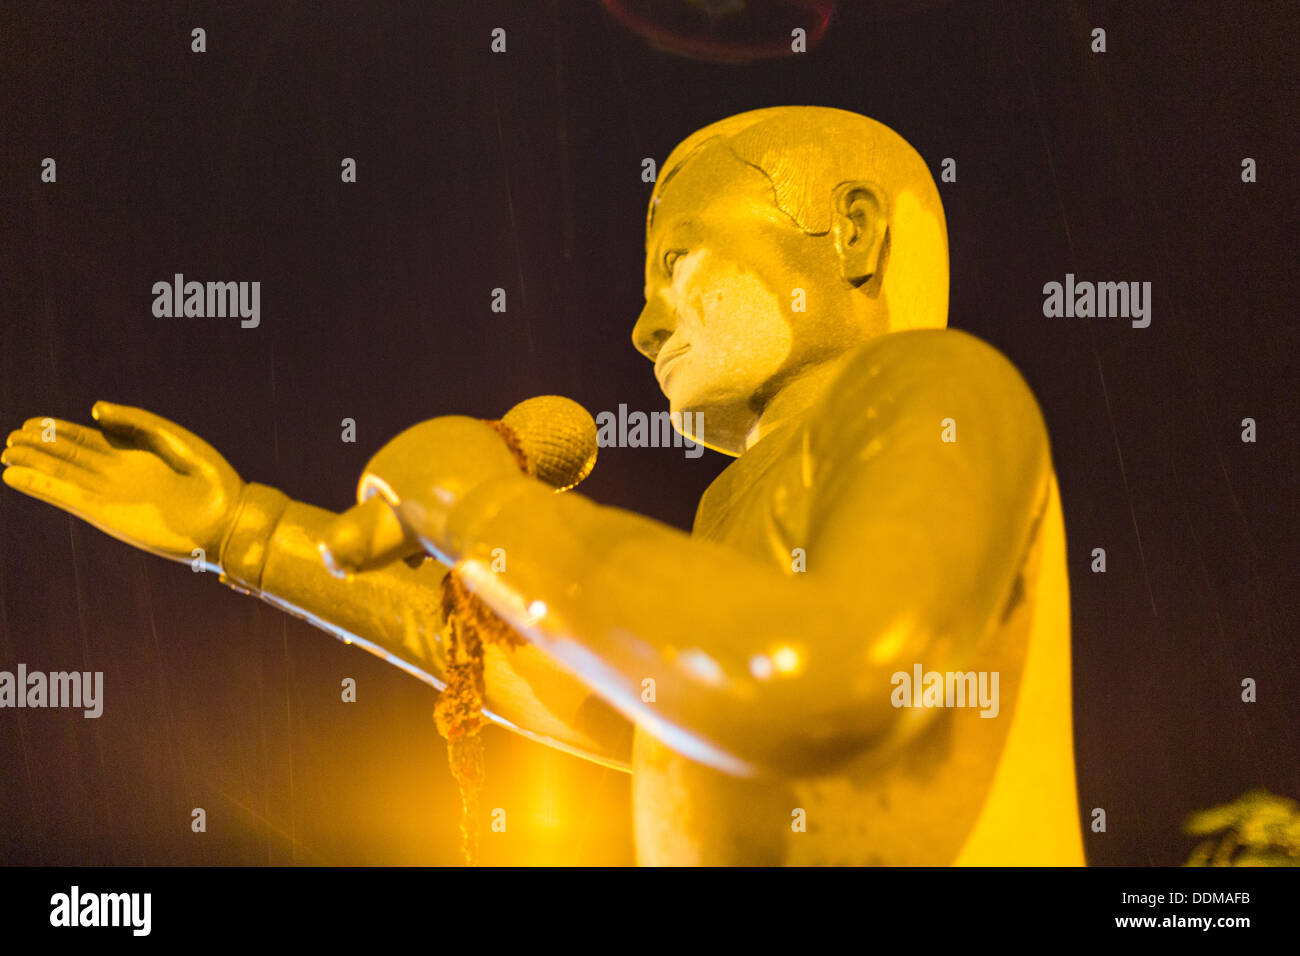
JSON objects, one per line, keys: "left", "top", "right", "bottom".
{"left": 669, "top": 396, "right": 753, "bottom": 457}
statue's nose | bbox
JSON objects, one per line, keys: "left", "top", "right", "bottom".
{"left": 632, "top": 300, "right": 674, "bottom": 361}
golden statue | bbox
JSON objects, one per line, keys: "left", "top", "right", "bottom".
{"left": 2, "top": 106, "right": 1083, "bottom": 865}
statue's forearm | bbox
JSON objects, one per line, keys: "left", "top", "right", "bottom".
{"left": 217, "top": 483, "right": 631, "bottom": 770}
{"left": 440, "top": 476, "right": 929, "bottom": 778}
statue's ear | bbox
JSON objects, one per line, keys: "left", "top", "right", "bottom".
{"left": 831, "top": 181, "right": 889, "bottom": 286}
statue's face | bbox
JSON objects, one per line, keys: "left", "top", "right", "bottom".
{"left": 634, "top": 149, "right": 841, "bottom": 451}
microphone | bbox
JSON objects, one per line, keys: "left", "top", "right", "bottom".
{"left": 318, "top": 395, "right": 598, "bottom": 577}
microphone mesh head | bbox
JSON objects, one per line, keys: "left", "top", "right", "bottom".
{"left": 501, "top": 395, "right": 598, "bottom": 491}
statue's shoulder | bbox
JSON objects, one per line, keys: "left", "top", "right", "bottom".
{"left": 840, "top": 327, "right": 1024, "bottom": 380}
{"left": 821, "top": 328, "right": 1040, "bottom": 415}
{"left": 810, "top": 328, "right": 1049, "bottom": 462}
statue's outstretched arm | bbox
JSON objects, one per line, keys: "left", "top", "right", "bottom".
{"left": 420, "top": 331, "right": 1052, "bottom": 778}
{"left": 0, "top": 401, "right": 630, "bottom": 770}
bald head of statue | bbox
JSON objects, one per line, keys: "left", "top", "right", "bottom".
{"left": 632, "top": 107, "right": 949, "bottom": 454}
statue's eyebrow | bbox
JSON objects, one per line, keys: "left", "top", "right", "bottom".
{"left": 646, "top": 216, "right": 698, "bottom": 258}
{"left": 648, "top": 220, "right": 700, "bottom": 266}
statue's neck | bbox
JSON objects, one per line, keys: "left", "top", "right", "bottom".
{"left": 743, "top": 352, "right": 855, "bottom": 453}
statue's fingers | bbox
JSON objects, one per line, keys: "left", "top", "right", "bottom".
{"left": 18, "top": 417, "right": 117, "bottom": 456}
{"left": 90, "top": 401, "right": 199, "bottom": 474}
{"left": 7, "top": 428, "right": 107, "bottom": 471}
{"left": 1, "top": 463, "right": 101, "bottom": 516}
{"left": 1, "top": 444, "right": 103, "bottom": 485}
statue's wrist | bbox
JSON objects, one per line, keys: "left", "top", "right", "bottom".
{"left": 218, "top": 482, "right": 292, "bottom": 594}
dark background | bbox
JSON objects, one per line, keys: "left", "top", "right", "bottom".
{"left": 0, "top": 0, "right": 1295, "bottom": 865}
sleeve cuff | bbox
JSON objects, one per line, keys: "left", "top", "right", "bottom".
{"left": 218, "top": 482, "right": 292, "bottom": 594}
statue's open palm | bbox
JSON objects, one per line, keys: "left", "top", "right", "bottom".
{"left": 2, "top": 402, "right": 245, "bottom": 567}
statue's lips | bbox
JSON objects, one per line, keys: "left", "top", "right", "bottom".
{"left": 655, "top": 346, "right": 689, "bottom": 380}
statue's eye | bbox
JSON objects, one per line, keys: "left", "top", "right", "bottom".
{"left": 663, "top": 249, "right": 686, "bottom": 277}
